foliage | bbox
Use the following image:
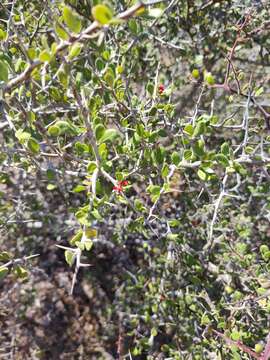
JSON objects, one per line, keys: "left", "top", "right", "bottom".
{"left": 0, "top": 0, "right": 270, "bottom": 358}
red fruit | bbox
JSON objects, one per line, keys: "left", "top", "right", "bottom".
{"left": 158, "top": 84, "right": 165, "bottom": 94}
{"left": 120, "top": 180, "right": 129, "bottom": 186}
{"left": 113, "top": 185, "right": 123, "bottom": 193}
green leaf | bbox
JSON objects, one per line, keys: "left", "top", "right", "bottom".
{"left": 85, "top": 228, "right": 98, "bottom": 238}
{"left": 171, "top": 151, "right": 181, "bottom": 165}
{"left": 68, "top": 43, "right": 82, "bottom": 59}
{"left": 215, "top": 153, "right": 230, "bottom": 168}
{"left": 152, "top": 147, "right": 165, "bottom": 165}
{"left": 69, "top": 230, "right": 83, "bottom": 246}
{"left": 0, "top": 252, "right": 11, "bottom": 262}
{"left": 27, "top": 138, "right": 40, "bottom": 154}
{"left": 53, "top": 120, "right": 77, "bottom": 135}
{"left": 0, "top": 60, "right": 9, "bottom": 82}
{"left": 0, "top": 267, "right": 9, "bottom": 280}
{"left": 221, "top": 142, "right": 230, "bottom": 156}
{"left": 128, "top": 19, "right": 138, "bottom": 34}
{"left": 92, "top": 4, "right": 113, "bottom": 25}
{"left": 87, "top": 161, "right": 98, "bottom": 174}
{"left": 95, "top": 124, "right": 105, "bottom": 141}
{"left": 183, "top": 124, "right": 194, "bottom": 137}
{"left": 98, "top": 129, "right": 120, "bottom": 143}
{"left": 147, "top": 185, "right": 161, "bottom": 196}
{"left": 84, "top": 240, "right": 93, "bottom": 251}
{"left": 72, "top": 184, "right": 86, "bottom": 193}
{"left": 14, "top": 265, "right": 28, "bottom": 279}
{"left": 91, "top": 209, "right": 102, "bottom": 220}
{"left": 193, "top": 140, "right": 205, "bottom": 157}
{"left": 27, "top": 48, "right": 36, "bottom": 60}
{"left": 48, "top": 124, "right": 60, "bottom": 136}
{"left": 63, "top": 6, "right": 82, "bottom": 33}
{"left": 0, "top": 29, "right": 7, "bottom": 41}
{"left": 134, "top": 199, "right": 145, "bottom": 212}
{"left": 15, "top": 129, "right": 31, "bottom": 144}
{"left": 55, "top": 22, "right": 69, "bottom": 40}
{"left": 183, "top": 149, "right": 192, "bottom": 160}
{"left": 47, "top": 184, "right": 56, "bottom": 190}
{"left": 161, "top": 163, "right": 169, "bottom": 178}
{"left": 193, "top": 121, "right": 206, "bottom": 137}
{"left": 231, "top": 330, "right": 241, "bottom": 341}
{"left": 104, "top": 70, "right": 114, "bottom": 87}
{"left": 39, "top": 50, "right": 51, "bottom": 63}
{"left": 197, "top": 169, "right": 207, "bottom": 181}
{"left": 65, "top": 250, "right": 75, "bottom": 267}
{"left": 260, "top": 245, "right": 269, "bottom": 254}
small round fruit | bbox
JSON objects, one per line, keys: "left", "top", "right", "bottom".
{"left": 204, "top": 72, "right": 215, "bottom": 85}
{"left": 192, "top": 69, "right": 200, "bottom": 79}
{"left": 255, "top": 343, "right": 264, "bottom": 353}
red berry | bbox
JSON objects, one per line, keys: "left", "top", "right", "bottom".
{"left": 113, "top": 185, "right": 123, "bottom": 193}
{"left": 158, "top": 84, "right": 165, "bottom": 94}
{"left": 120, "top": 180, "right": 129, "bottom": 186}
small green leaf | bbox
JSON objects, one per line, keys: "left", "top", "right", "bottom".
{"left": 193, "top": 140, "right": 205, "bottom": 157}
{"left": 171, "top": 151, "right": 181, "bottom": 165}
{"left": 14, "top": 265, "right": 28, "bottom": 279}
{"left": 91, "top": 209, "right": 102, "bottom": 220}
{"left": 39, "top": 50, "right": 51, "bottom": 63}
{"left": 0, "top": 29, "right": 7, "bottom": 41}
{"left": 260, "top": 245, "right": 269, "bottom": 254}
{"left": 92, "top": 4, "right": 113, "bottom": 25}
{"left": 98, "top": 128, "right": 120, "bottom": 143}
{"left": 27, "top": 138, "right": 40, "bottom": 154}
{"left": 193, "top": 122, "right": 206, "bottom": 137}
{"left": 0, "top": 252, "right": 11, "bottom": 262}
{"left": 197, "top": 169, "right": 207, "bottom": 181}
{"left": 68, "top": 43, "right": 82, "bottom": 59}
{"left": 0, "top": 60, "right": 9, "bottom": 82}
{"left": 134, "top": 199, "right": 145, "bottom": 212}
{"left": 0, "top": 267, "right": 9, "bottom": 280}
{"left": 27, "top": 48, "right": 36, "bottom": 60}
{"left": 85, "top": 228, "right": 98, "bottom": 238}
{"left": 72, "top": 184, "right": 86, "bottom": 193}
{"left": 231, "top": 330, "right": 241, "bottom": 341}
{"left": 48, "top": 124, "right": 60, "bottom": 136}
{"left": 183, "top": 149, "right": 192, "bottom": 160}
{"left": 15, "top": 129, "right": 31, "bottom": 143}
{"left": 215, "top": 153, "right": 230, "bottom": 168}
{"left": 104, "top": 70, "right": 114, "bottom": 87}
{"left": 94, "top": 124, "right": 105, "bottom": 141}
{"left": 128, "top": 19, "right": 138, "bottom": 34}
{"left": 69, "top": 230, "right": 83, "bottom": 246}
{"left": 63, "top": 6, "right": 82, "bottom": 33}
{"left": 147, "top": 185, "right": 161, "bottom": 196}
{"left": 47, "top": 184, "right": 56, "bottom": 190}
{"left": 84, "top": 240, "right": 93, "bottom": 251}
{"left": 65, "top": 250, "right": 75, "bottom": 267}
{"left": 87, "top": 161, "right": 97, "bottom": 174}
{"left": 161, "top": 163, "right": 169, "bottom": 178}
{"left": 55, "top": 22, "right": 69, "bottom": 40}
{"left": 221, "top": 142, "right": 230, "bottom": 156}
{"left": 183, "top": 124, "right": 194, "bottom": 137}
